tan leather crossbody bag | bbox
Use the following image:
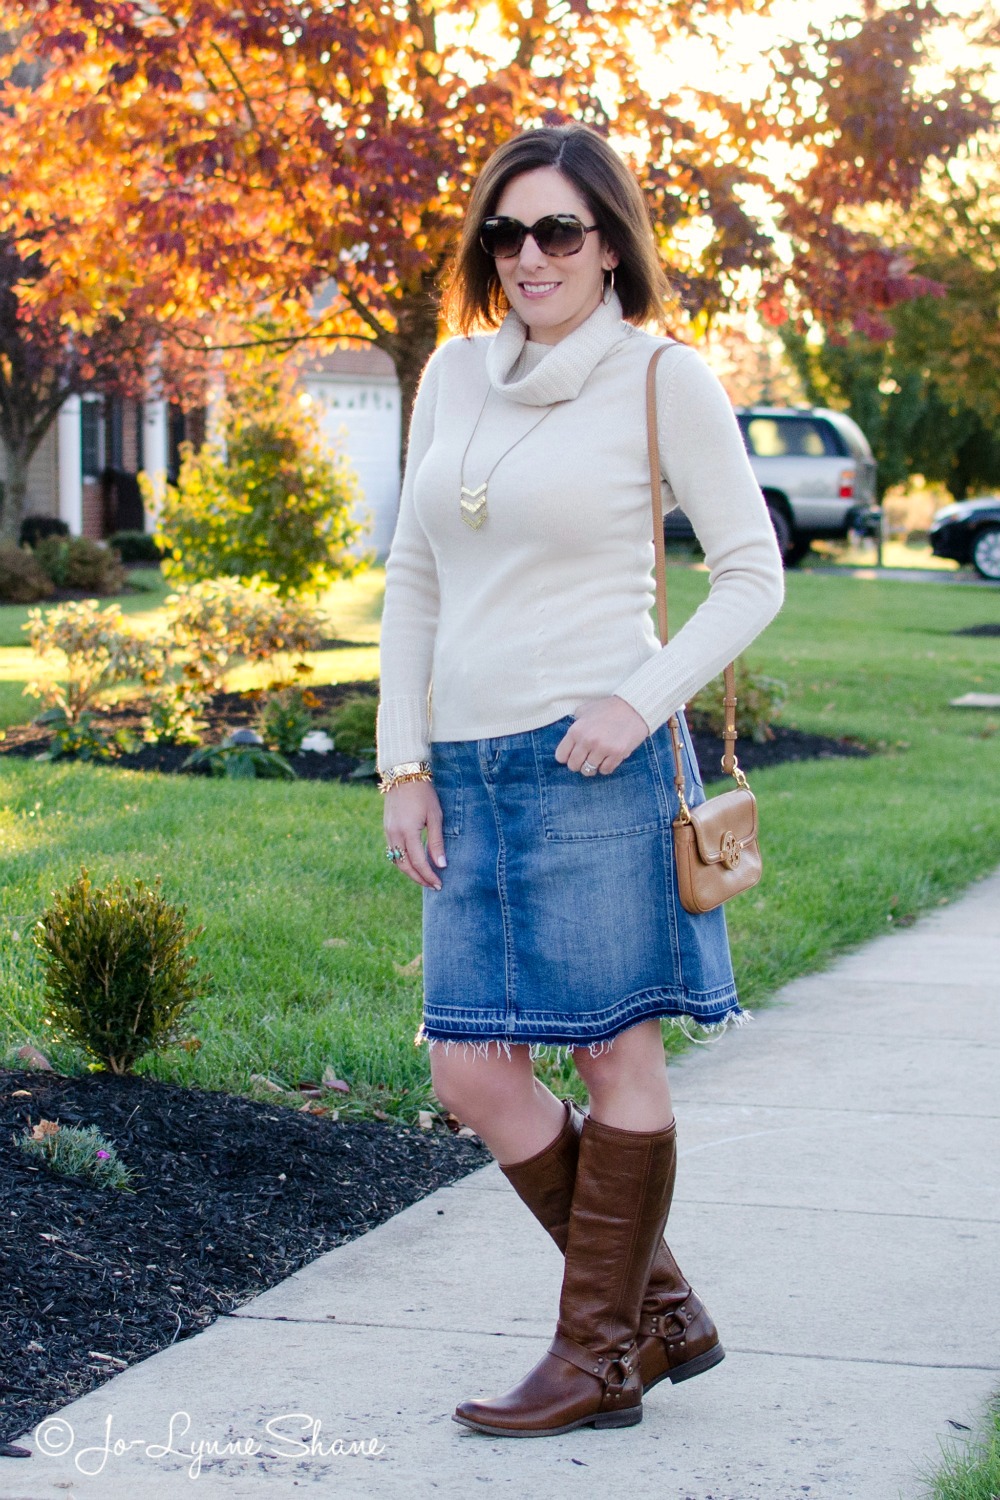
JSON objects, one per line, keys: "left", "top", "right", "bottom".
{"left": 645, "top": 345, "right": 763, "bottom": 914}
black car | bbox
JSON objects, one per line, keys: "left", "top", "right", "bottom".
{"left": 929, "top": 496, "right": 1000, "bottom": 581}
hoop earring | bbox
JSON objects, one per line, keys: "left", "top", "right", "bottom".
{"left": 602, "top": 268, "right": 615, "bottom": 305}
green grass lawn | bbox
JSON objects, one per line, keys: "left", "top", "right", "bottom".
{"left": 0, "top": 564, "right": 997, "bottom": 1120}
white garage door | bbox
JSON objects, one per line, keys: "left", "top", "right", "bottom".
{"left": 306, "top": 375, "right": 401, "bottom": 558}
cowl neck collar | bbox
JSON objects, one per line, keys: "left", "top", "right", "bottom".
{"left": 484, "top": 291, "right": 631, "bottom": 407}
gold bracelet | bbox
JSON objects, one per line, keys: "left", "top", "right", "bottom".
{"left": 378, "top": 761, "right": 432, "bottom": 795}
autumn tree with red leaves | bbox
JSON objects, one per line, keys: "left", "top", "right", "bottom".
{"left": 0, "top": 0, "right": 993, "bottom": 537}
{"left": 759, "top": 3, "right": 996, "bottom": 338}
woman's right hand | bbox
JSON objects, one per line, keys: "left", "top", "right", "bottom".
{"left": 383, "top": 780, "right": 446, "bottom": 890}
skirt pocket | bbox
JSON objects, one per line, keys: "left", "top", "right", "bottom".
{"left": 531, "top": 717, "right": 668, "bottom": 842}
{"left": 430, "top": 752, "right": 464, "bottom": 837}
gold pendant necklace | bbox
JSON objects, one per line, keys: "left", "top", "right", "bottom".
{"left": 460, "top": 481, "right": 489, "bottom": 530}
{"left": 459, "top": 391, "right": 556, "bottom": 530}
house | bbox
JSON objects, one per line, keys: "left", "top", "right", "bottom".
{"left": 2, "top": 348, "right": 403, "bottom": 558}
{"left": 298, "top": 345, "right": 401, "bottom": 558}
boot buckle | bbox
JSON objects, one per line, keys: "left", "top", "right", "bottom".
{"left": 604, "top": 1350, "right": 635, "bottom": 1395}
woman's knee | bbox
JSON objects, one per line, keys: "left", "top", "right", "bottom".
{"left": 572, "top": 1044, "right": 624, "bottom": 1097}
{"left": 429, "top": 1043, "right": 535, "bottom": 1122}
{"left": 572, "top": 1021, "right": 668, "bottom": 1094}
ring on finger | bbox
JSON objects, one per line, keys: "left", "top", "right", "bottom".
{"left": 386, "top": 845, "right": 406, "bottom": 863}
{"left": 581, "top": 760, "right": 599, "bottom": 777}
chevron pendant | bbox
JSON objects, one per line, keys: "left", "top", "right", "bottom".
{"left": 460, "top": 483, "right": 488, "bottom": 530}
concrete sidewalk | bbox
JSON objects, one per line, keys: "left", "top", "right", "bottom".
{"left": 4, "top": 870, "right": 998, "bottom": 1500}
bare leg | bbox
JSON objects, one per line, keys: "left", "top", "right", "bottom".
{"left": 572, "top": 1019, "right": 673, "bottom": 1131}
{"left": 429, "top": 1042, "right": 567, "bottom": 1165}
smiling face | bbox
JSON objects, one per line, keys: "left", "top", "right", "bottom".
{"left": 490, "top": 166, "right": 619, "bottom": 345}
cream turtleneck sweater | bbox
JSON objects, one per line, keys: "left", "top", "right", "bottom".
{"left": 376, "top": 293, "right": 784, "bottom": 770}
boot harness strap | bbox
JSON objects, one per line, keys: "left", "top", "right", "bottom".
{"left": 640, "top": 1304, "right": 694, "bottom": 1340}
{"left": 548, "top": 1332, "right": 639, "bottom": 1393}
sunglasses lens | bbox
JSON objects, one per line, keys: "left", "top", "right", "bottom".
{"left": 480, "top": 215, "right": 590, "bottom": 257}
{"left": 534, "top": 216, "right": 586, "bottom": 255}
{"left": 480, "top": 219, "right": 523, "bottom": 258}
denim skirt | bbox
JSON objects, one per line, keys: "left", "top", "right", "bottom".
{"left": 418, "top": 711, "right": 747, "bottom": 1060}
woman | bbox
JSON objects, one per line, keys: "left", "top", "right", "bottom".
{"left": 377, "top": 124, "right": 784, "bottom": 1438}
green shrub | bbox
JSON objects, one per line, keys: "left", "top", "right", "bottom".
{"left": 183, "top": 734, "right": 297, "bottom": 780}
{"left": 142, "top": 685, "right": 207, "bottom": 747}
{"left": 64, "top": 538, "right": 127, "bottom": 593}
{"left": 24, "top": 600, "right": 164, "bottom": 724}
{"left": 107, "top": 530, "right": 163, "bottom": 564}
{"left": 33, "top": 869, "right": 205, "bottom": 1075}
{"left": 326, "top": 692, "right": 378, "bottom": 756}
{"left": 686, "top": 657, "right": 787, "bottom": 744}
{"left": 35, "top": 707, "right": 138, "bottom": 762}
{"left": 19, "top": 516, "right": 69, "bottom": 549}
{"left": 31, "top": 535, "right": 72, "bottom": 587}
{"left": 16, "top": 1118, "right": 135, "bottom": 1191}
{"left": 256, "top": 685, "right": 315, "bottom": 755}
{"left": 0, "top": 542, "right": 55, "bottom": 603}
{"left": 149, "top": 361, "right": 368, "bottom": 597}
{"left": 33, "top": 536, "right": 127, "bottom": 594}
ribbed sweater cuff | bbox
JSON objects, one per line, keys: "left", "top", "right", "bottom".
{"left": 376, "top": 697, "right": 431, "bottom": 771}
{"left": 613, "top": 655, "right": 687, "bottom": 736}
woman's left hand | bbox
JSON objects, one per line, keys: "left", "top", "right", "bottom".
{"left": 555, "top": 696, "right": 650, "bottom": 775}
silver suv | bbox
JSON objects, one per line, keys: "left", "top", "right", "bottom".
{"left": 665, "top": 405, "right": 879, "bottom": 564}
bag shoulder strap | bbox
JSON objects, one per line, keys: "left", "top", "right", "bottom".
{"left": 644, "top": 346, "right": 744, "bottom": 787}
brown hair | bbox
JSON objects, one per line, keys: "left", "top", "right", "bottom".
{"left": 443, "top": 125, "right": 673, "bottom": 334}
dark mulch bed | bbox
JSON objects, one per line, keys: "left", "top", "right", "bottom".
{"left": 689, "top": 724, "right": 870, "bottom": 776}
{"left": 0, "top": 675, "right": 869, "bottom": 782}
{"left": 0, "top": 1068, "right": 487, "bottom": 1454}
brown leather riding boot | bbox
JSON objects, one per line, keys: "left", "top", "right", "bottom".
{"left": 499, "top": 1097, "right": 724, "bottom": 1393}
{"left": 453, "top": 1113, "right": 678, "bottom": 1437}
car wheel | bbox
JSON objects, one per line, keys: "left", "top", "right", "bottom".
{"left": 971, "top": 526, "right": 1000, "bottom": 581}
{"left": 766, "top": 503, "right": 793, "bottom": 563}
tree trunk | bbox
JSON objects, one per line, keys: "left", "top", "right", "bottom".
{"left": 0, "top": 438, "right": 32, "bottom": 541}
{"left": 384, "top": 280, "right": 444, "bottom": 467}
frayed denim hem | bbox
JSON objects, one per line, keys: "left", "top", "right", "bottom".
{"left": 414, "top": 1005, "right": 752, "bottom": 1061}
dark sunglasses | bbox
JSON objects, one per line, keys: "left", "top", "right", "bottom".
{"left": 479, "top": 213, "right": 599, "bottom": 259}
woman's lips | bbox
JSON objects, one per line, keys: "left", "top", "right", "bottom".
{"left": 518, "top": 281, "right": 560, "bottom": 299}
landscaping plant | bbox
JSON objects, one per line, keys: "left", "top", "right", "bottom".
{"left": 15, "top": 1118, "right": 135, "bottom": 1191}
{"left": 141, "top": 684, "right": 208, "bottom": 747}
{"left": 326, "top": 691, "right": 378, "bottom": 756}
{"left": 33, "top": 868, "right": 206, "bottom": 1075}
{"left": 19, "top": 581, "right": 328, "bottom": 761}
{"left": 150, "top": 360, "right": 367, "bottom": 598}
{"left": 0, "top": 541, "right": 55, "bottom": 603}
{"left": 36, "top": 706, "right": 138, "bottom": 762}
{"left": 163, "top": 577, "right": 326, "bottom": 695}
{"left": 31, "top": 536, "right": 126, "bottom": 594}
{"left": 182, "top": 733, "right": 297, "bottom": 780}
{"left": 256, "top": 685, "right": 316, "bottom": 754}
{"left": 107, "top": 530, "right": 163, "bottom": 564}
{"left": 24, "top": 599, "right": 163, "bottom": 725}
{"left": 19, "top": 516, "right": 69, "bottom": 549}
